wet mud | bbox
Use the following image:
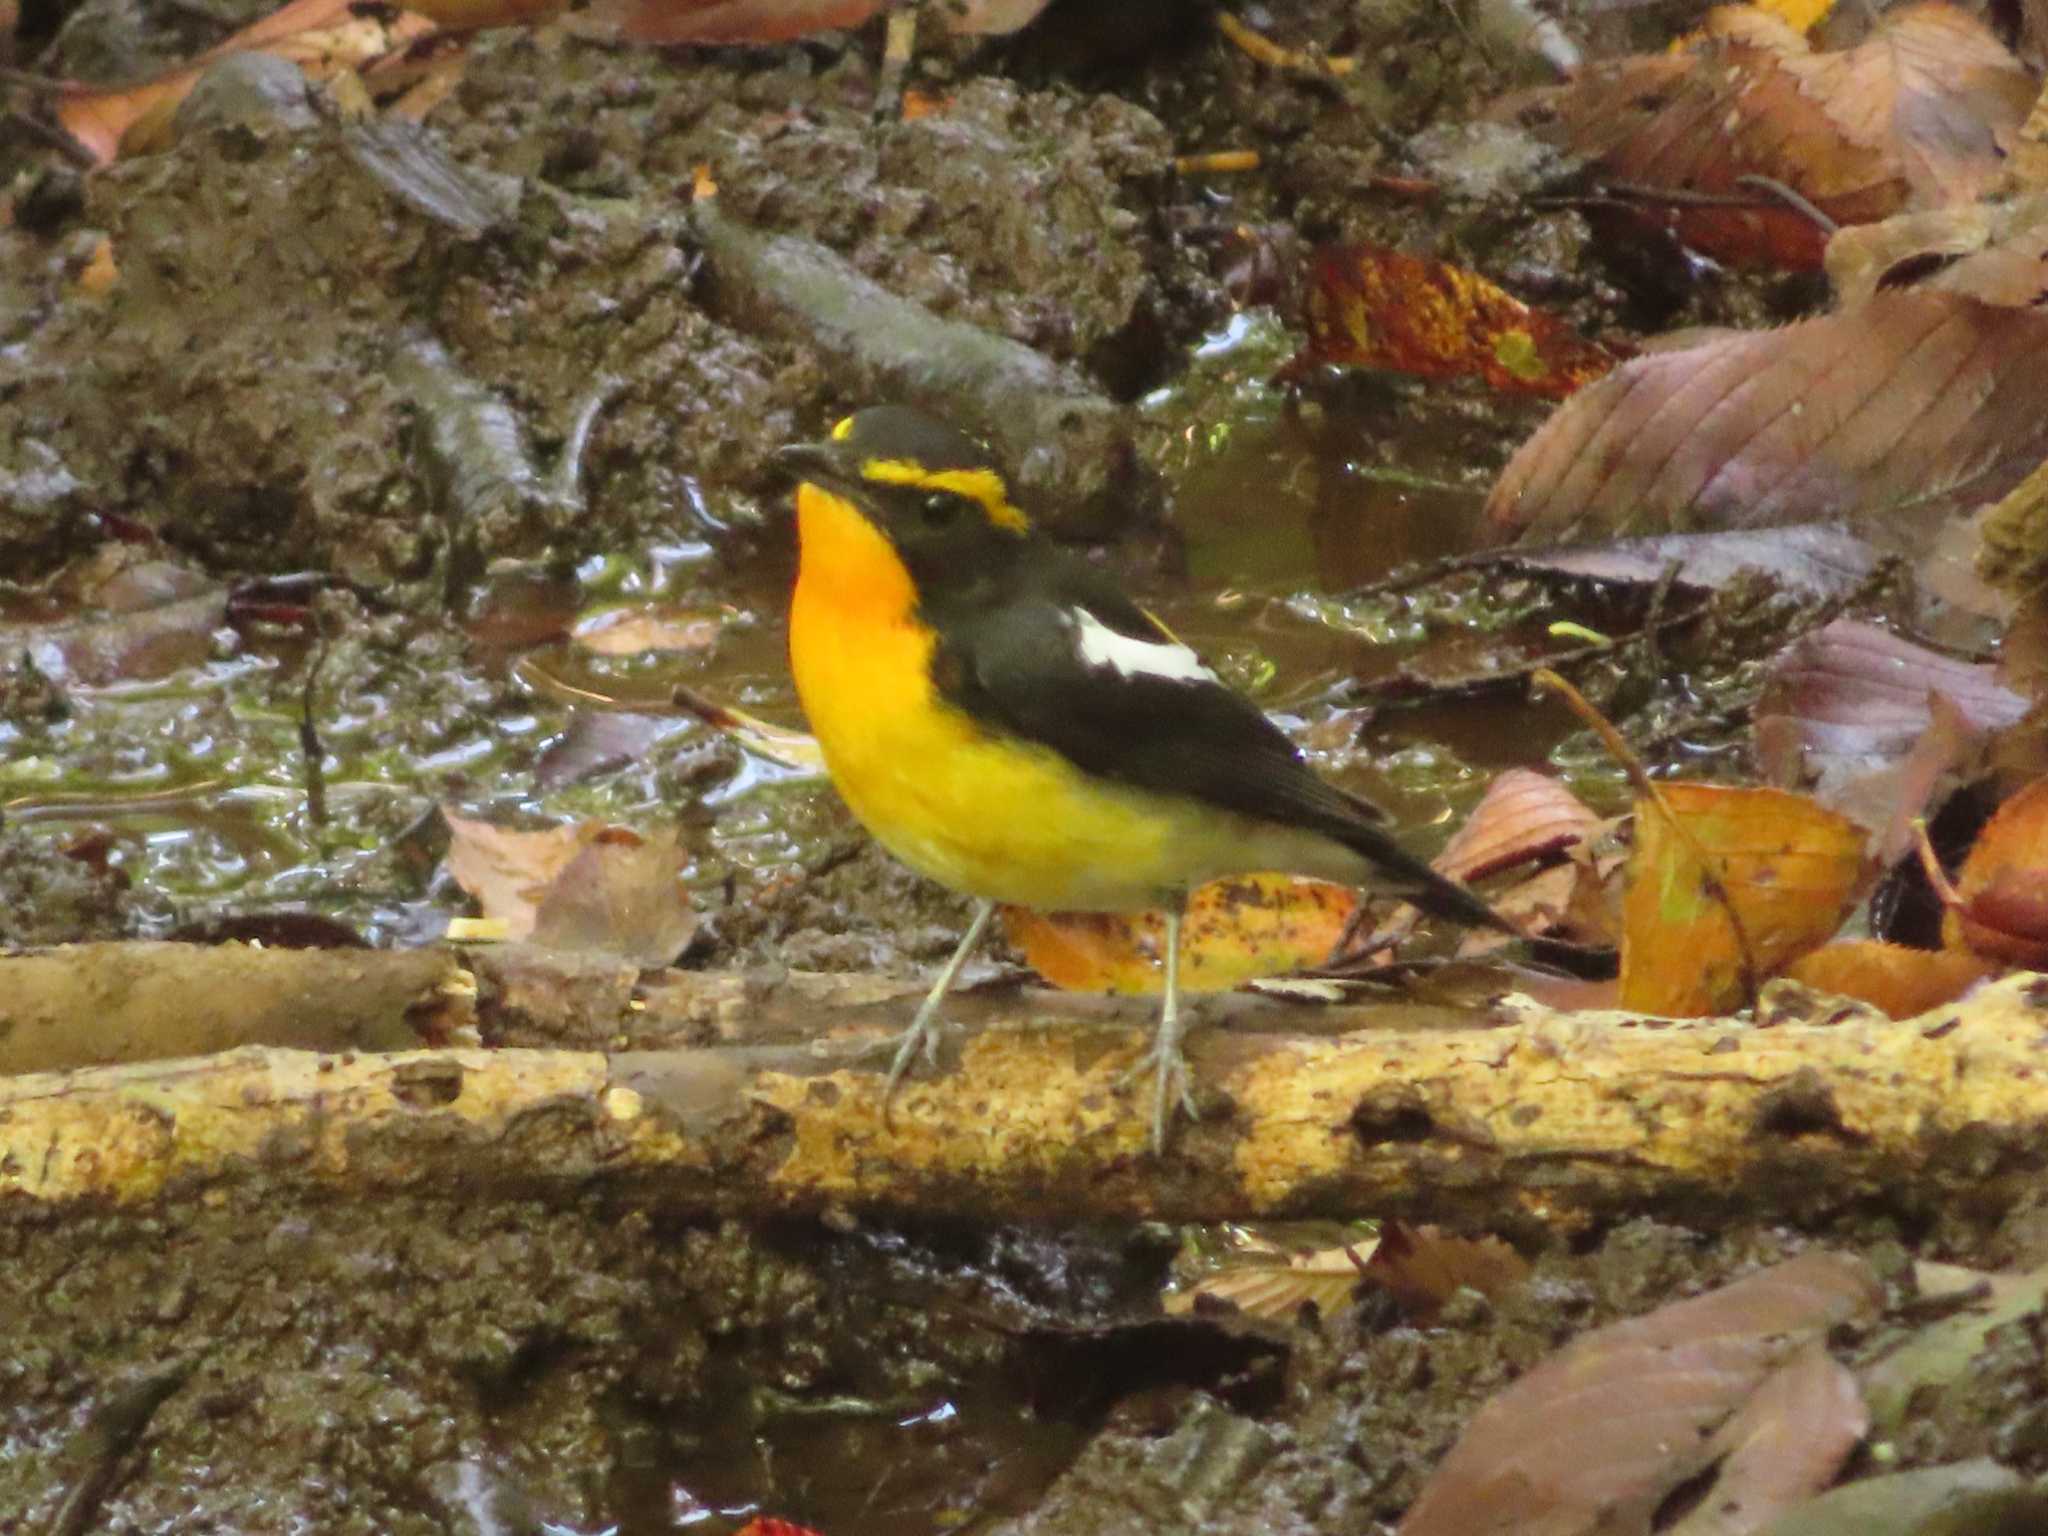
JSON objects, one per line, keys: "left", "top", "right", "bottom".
{"left": 2, "top": 0, "right": 2043, "bottom": 1531}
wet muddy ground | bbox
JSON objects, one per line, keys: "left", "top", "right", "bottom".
{"left": 3, "top": 1, "right": 2043, "bottom": 1531}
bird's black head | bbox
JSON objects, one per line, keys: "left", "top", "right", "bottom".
{"left": 778, "top": 406, "right": 1034, "bottom": 574}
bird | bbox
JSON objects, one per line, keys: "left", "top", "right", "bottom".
{"left": 780, "top": 404, "right": 1514, "bottom": 1151}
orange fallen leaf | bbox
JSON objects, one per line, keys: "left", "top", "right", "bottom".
{"left": 1002, "top": 873, "right": 1357, "bottom": 995}
{"left": 1782, "top": 939, "right": 1998, "bottom": 1016}
{"left": 1293, "top": 245, "right": 1619, "bottom": 398}
{"left": 1620, "top": 783, "right": 1869, "bottom": 1015}
{"left": 1940, "top": 776, "right": 2048, "bottom": 965}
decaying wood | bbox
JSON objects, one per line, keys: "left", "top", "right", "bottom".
{"left": 4, "top": 943, "right": 2048, "bottom": 1232}
{"left": 0, "top": 941, "right": 466, "bottom": 1075}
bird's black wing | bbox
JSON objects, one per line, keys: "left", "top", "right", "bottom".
{"left": 930, "top": 561, "right": 1378, "bottom": 845}
{"left": 927, "top": 556, "right": 1509, "bottom": 931}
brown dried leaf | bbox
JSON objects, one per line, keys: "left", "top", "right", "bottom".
{"left": 1754, "top": 620, "right": 2023, "bottom": 858}
{"left": 1362, "top": 1221, "right": 1530, "bottom": 1324}
{"left": 53, "top": 0, "right": 437, "bottom": 164}
{"left": 1434, "top": 769, "right": 1603, "bottom": 883}
{"left": 1497, "top": 3, "right": 2034, "bottom": 269}
{"left": 530, "top": 827, "right": 697, "bottom": 966}
{"left": 6, "top": 555, "right": 226, "bottom": 687}
{"left": 1399, "top": 1252, "right": 1881, "bottom": 1536}
{"left": 442, "top": 813, "right": 598, "bottom": 941}
{"left": 559, "top": 0, "right": 888, "bottom": 44}
{"left": 1163, "top": 1240, "right": 1370, "bottom": 1322}
{"left": 1758, "top": 621, "right": 2024, "bottom": 766}
{"left": 1664, "top": 1342, "right": 1867, "bottom": 1536}
{"left": 1484, "top": 293, "right": 2048, "bottom": 551}
{"left": 1864, "top": 1260, "right": 2048, "bottom": 1435}
{"left": 1826, "top": 195, "right": 2048, "bottom": 308}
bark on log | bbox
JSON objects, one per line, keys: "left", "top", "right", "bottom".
{"left": 3, "top": 941, "right": 2046, "bottom": 1233}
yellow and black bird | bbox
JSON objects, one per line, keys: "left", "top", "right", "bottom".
{"left": 781, "top": 405, "right": 1511, "bottom": 1150}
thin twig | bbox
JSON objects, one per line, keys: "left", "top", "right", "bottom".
{"left": 1734, "top": 173, "right": 1839, "bottom": 234}
{"left": 1216, "top": 11, "right": 1357, "bottom": 76}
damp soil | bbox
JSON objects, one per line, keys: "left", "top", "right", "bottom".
{"left": 0, "top": 2, "right": 2039, "bottom": 1532}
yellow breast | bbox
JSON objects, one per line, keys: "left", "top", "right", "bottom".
{"left": 789, "top": 484, "right": 1284, "bottom": 911}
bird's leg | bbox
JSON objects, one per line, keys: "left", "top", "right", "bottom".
{"left": 881, "top": 898, "right": 996, "bottom": 1114}
{"left": 873, "top": 5, "right": 919, "bottom": 119}
{"left": 1113, "top": 900, "right": 1199, "bottom": 1152}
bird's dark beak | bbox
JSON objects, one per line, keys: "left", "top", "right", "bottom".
{"left": 773, "top": 440, "right": 852, "bottom": 487}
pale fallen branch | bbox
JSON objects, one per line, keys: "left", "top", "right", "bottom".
{"left": 3, "top": 942, "right": 2046, "bottom": 1232}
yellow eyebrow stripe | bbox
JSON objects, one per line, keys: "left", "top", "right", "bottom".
{"left": 860, "top": 459, "right": 1031, "bottom": 533}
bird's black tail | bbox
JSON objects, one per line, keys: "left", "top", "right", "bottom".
{"left": 1334, "top": 820, "right": 1521, "bottom": 938}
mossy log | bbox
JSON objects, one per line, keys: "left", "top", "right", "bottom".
{"left": 3, "top": 943, "right": 2046, "bottom": 1234}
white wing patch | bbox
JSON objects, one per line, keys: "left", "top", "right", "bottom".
{"left": 1068, "top": 608, "right": 1218, "bottom": 686}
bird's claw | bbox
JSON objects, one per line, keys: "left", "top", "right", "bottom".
{"left": 1118, "top": 1040, "right": 1199, "bottom": 1155}
{"left": 879, "top": 1016, "right": 948, "bottom": 1126}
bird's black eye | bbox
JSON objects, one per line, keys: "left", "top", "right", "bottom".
{"left": 920, "top": 492, "right": 961, "bottom": 528}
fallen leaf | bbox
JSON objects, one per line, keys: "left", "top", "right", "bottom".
{"left": 1976, "top": 447, "right": 2048, "bottom": 597}
{"left": 1484, "top": 293, "right": 2048, "bottom": 552}
{"left": 1399, "top": 1251, "right": 1881, "bottom": 1536}
{"left": 1781, "top": 939, "right": 1998, "bottom": 1016}
{"left": 1434, "top": 769, "right": 1603, "bottom": 883}
{"left": 1863, "top": 1259, "right": 2048, "bottom": 1433}
{"left": 1825, "top": 195, "right": 2048, "bottom": 308}
{"left": 1751, "top": 1460, "right": 2048, "bottom": 1536}
{"left": 530, "top": 827, "right": 698, "bottom": 966}
{"left": 1621, "top": 783, "right": 1870, "bottom": 1016}
{"left": 1754, "top": 620, "right": 2024, "bottom": 859}
{"left": 1487, "top": 525, "right": 1883, "bottom": 602}
{"left": 559, "top": 0, "right": 889, "bottom": 44}
{"left": 1940, "top": 774, "right": 2048, "bottom": 963}
{"left": 1665, "top": 1342, "right": 1867, "bottom": 1536}
{"left": 933, "top": 0, "right": 1054, "bottom": 31}
{"left": 443, "top": 813, "right": 598, "bottom": 940}
{"left": 1360, "top": 1221, "right": 1530, "bottom": 1323}
{"left": 572, "top": 607, "right": 728, "bottom": 656}
{"left": 53, "top": 0, "right": 437, "bottom": 164}
{"left": 1496, "top": 3, "right": 2035, "bottom": 269}
{"left": 1292, "top": 245, "right": 1619, "bottom": 398}
{"left": 1164, "top": 1238, "right": 1372, "bottom": 1322}
{"left": 5, "top": 561, "right": 227, "bottom": 687}
{"left": 1003, "top": 873, "right": 1357, "bottom": 995}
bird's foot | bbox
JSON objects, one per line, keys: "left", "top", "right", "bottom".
{"left": 1118, "top": 1036, "right": 1199, "bottom": 1155}
{"left": 877, "top": 1014, "right": 948, "bottom": 1125}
